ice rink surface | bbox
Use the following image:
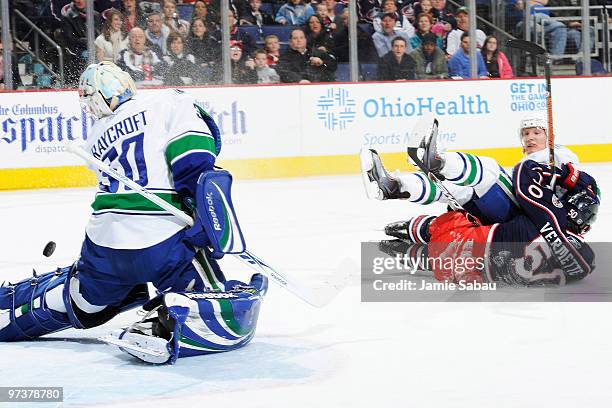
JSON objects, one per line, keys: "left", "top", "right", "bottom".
{"left": 2, "top": 163, "right": 612, "bottom": 408}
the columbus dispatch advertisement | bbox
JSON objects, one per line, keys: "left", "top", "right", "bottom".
{"left": 361, "top": 242, "right": 612, "bottom": 302}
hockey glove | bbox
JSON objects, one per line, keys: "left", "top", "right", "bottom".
{"left": 557, "top": 163, "right": 599, "bottom": 199}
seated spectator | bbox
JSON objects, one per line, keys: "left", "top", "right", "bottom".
{"left": 229, "top": 8, "right": 257, "bottom": 56}
{"left": 193, "top": 0, "right": 220, "bottom": 31}
{"left": 162, "top": 0, "right": 190, "bottom": 37}
{"left": 145, "top": 12, "right": 170, "bottom": 56}
{"left": 445, "top": 7, "right": 486, "bottom": 56}
{"left": 431, "top": 0, "right": 456, "bottom": 50}
{"left": 61, "top": 0, "right": 102, "bottom": 85}
{"left": 122, "top": 0, "right": 146, "bottom": 31}
{"left": 95, "top": 9, "right": 129, "bottom": 63}
{"left": 448, "top": 32, "right": 488, "bottom": 78}
{"left": 240, "top": 0, "right": 275, "bottom": 26}
{"left": 332, "top": 8, "right": 378, "bottom": 63}
{"left": 163, "top": 32, "right": 204, "bottom": 85}
{"left": 409, "top": 32, "right": 448, "bottom": 79}
{"left": 551, "top": 0, "right": 595, "bottom": 53}
{"left": 322, "top": 0, "right": 345, "bottom": 26}
{"left": 432, "top": 0, "right": 456, "bottom": 29}
{"left": 315, "top": 3, "right": 336, "bottom": 32}
{"left": 377, "top": 36, "right": 416, "bottom": 80}
{"left": 373, "top": 0, "right": 415, "bottom": 37}
{"left": 264, "top": 34, "right": 281, "bottom": 65}
{"left": 0, "top": 36, "right": 23, "bottom": 90}
{"left": 481, "top": 35, "right": 513, "bottom": 78}
{"left": 512, "top": 1, "right": 569, "bottom": 56}
{"left": 412, "top": 0, "right": 440, "bottom": 25}
{"left": 372, "top": 13, "right": 413, "bottom": 58}
{"left": 357, "top": 0, "right": 382, "bottom": 24}
{"left": 187, "top": 17, "right": 221, "bottom": 81}
{"left": 277, "top": 28, "right": 337, "bottom": 82}
{"left": 410, "top": 12, "right": 443, "bottom": 50}
{"left": 117, "top": 26, "right": 168, "bottom": 86}
{"left": 305, "top": 15, "right": 334, "bottom": 53}
{"left": 230, "top": 42, "right": 258, "bottom": 84}
{"left": 253, "top": 48, "right": 280, "bottom": 83}
{"left": 275, "top": 0, "right": 315, "bottom": 26}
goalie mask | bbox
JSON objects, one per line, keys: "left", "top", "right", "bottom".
{"left": 566, "top": 190, "right": 599, "bottom": 235}
{"left": 79, "top": 62, "right": 136, "bottom": 119}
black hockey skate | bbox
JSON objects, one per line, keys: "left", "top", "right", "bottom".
{"left": 360, "top": 148, "right": 410, "bottom": 200}
{"left": 384, "top": 220, "right": 411, "bottom": 240}
{"left": 378, "top": 238, "right": 412, "bottom": 257}
{"left": 411, "top": 118, "right": 445, "bottom": 179}
{"left": 377, "top": 239, "right": 430, "bottom": 273}
{"left": 384, "top": 215, "right": 434, "bottom": 243}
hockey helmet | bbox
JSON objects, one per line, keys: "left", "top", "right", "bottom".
{"left": 78, "top": 62, "right": 136, "bottom": 119}
{"left": 566, "top": 190, "right": 599, "bottom": 235}
{"left": 519, "top": 117, "right": 547, "bottom": 138}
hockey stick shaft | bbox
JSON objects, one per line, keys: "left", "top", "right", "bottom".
{"left": 68, "top": 143, "right": 195, "bottom": 226}
{"left": 544, "top": 57, "right": 557, "bottom": 188}
{"left": 67, "top": 144, "right": 332, "bottom": 307}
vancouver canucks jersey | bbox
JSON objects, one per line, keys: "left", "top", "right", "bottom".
{"left": 84, "top": 89, "right": 220, "bottom": 249}
{"left": 523, "top": 145, "right": 579, "bottom": 167}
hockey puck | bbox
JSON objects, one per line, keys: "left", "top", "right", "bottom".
{"left": 43, "top": 241, "right": 56, "bottom": 257}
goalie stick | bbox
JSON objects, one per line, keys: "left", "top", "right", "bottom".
{"left": 67, "top": 143, "right": 344, "bottom": 308}
{"left": 506, "top": 39, "right": 557, "bottom": 188}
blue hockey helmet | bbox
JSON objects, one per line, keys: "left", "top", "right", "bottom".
{"left": 566, "top": 190, "right": 599, "bottom": 235}
{"left": 78, "top": 61, "right": 136, "bottom": 119}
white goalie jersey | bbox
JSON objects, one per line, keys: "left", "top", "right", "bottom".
{"left": 84, "top": 89, "right": 218, "bottom": 249}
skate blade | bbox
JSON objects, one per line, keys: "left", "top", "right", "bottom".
{"left": 100, "top": 331, "right": 170, "bottom": 364}
{"left": 359, "top": 148, "right": 384, "bottom": 200}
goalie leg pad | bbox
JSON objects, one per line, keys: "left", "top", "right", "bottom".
{"left": 0, "top": 263, "right": 149, "bottom": 341}
{"left": 0, "top": 266, "right": 73, "bottom": 341}
{"left": 109, "top": 273, "right": 268, "bottom": 364}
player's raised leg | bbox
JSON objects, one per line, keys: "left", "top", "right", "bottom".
{"left": 360, "top": 148, "right": 411, "bottom": 200}
{"left": 360, "top": 148, "right": 473, "bottom": 205}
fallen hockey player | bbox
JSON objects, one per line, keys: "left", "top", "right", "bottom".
{"left": 0, "top": 62, "right": 267, "bottom": 364}
{"left": 361, "top": 118, "right": 599, "bottom": 285}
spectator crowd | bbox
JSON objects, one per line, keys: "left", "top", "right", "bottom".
{"left": 2, "top": 0, "right": 608, "bottom": 89}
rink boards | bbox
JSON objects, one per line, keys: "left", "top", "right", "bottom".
{"left": 0, "top": 76, "right": 610, "bottom": 190}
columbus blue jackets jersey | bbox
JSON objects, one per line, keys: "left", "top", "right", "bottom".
{"left": 487, "top": 159, "right": 594, "bottom": 285}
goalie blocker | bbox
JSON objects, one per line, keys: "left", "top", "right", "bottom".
{"left": 184, "top": 170, "right": 246, "bottom": 259}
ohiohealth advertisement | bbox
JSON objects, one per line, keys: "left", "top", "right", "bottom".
{"left": 1, "top": 77, "right": 610, "bottom": 170}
